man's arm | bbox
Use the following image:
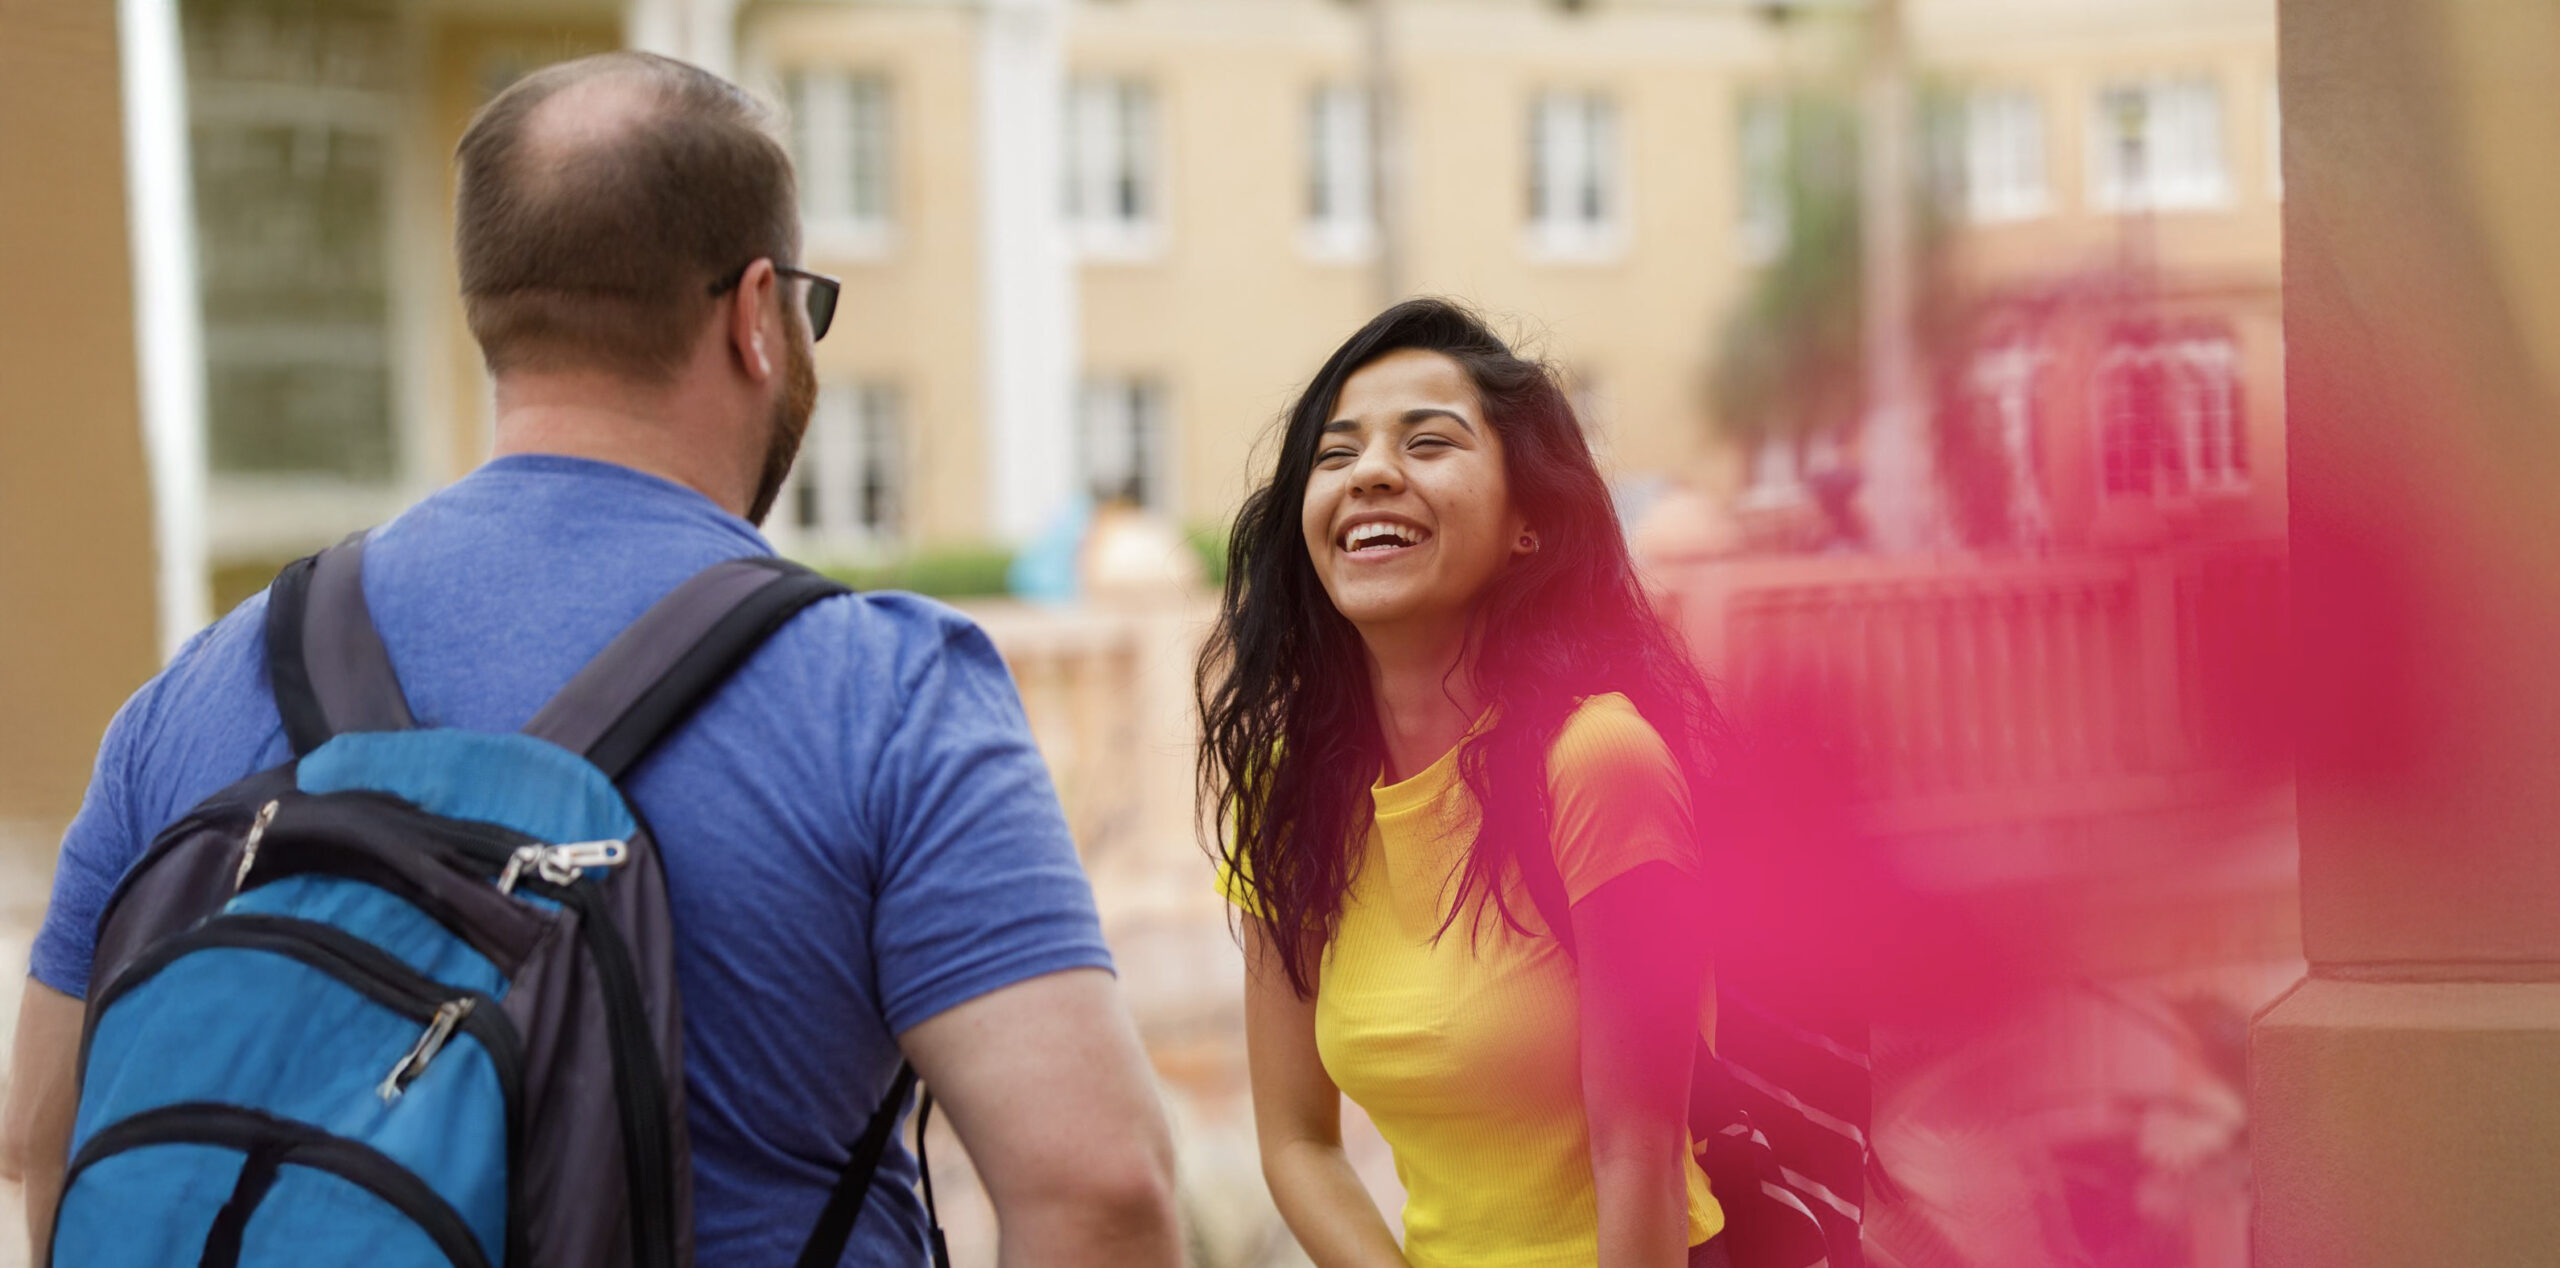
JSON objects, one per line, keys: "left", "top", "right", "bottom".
{"left": 2, "top": 982, "right": 86, "bottom": 1263}
{"left": 899, "top": 966, "right": 1180, "bottom": 1267}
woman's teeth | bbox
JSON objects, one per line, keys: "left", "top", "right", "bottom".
{"left": 1343, "top": 523, "right": 1423, "bottom": 552}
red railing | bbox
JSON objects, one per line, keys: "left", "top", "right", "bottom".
{"left": 1656, "top": 540, "right": 2289, "bottom": 834}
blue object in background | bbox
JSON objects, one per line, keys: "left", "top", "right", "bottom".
{"left": 1007, "top": 492, "right": 1092, "bottom": 605}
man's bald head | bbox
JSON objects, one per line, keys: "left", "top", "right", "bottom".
{"left": 455, "top": 52, "right": 798, "bottom": 382}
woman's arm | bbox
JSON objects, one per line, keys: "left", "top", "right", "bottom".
{"left": 1574, "top": 862, "right": 1713, "bottom": 1268}
{"left": 1243, "top": 917, "right": 1408, "bottom": 1268}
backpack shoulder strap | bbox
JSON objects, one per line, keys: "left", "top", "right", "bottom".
{"left": 521, "top": 556, "right": 847, "bottom": 781}
{"left": 1515, "top": 815, "right": 1580, "bottom": 960}
{"left": 793, "top": 1063, "right": 922, "bottom": 1268}
{"left": 266, "top": 535, "right": 416, "bottom": 756}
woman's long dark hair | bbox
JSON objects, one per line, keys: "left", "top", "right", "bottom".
{"left": 1198, "top": 298, "right": 1724, "bottom": 996}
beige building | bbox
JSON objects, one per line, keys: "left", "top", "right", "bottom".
{"left": 2, "top": 0, "right": 2281, "bottom": 815}
{"left": 112, "top": 0, "right": 2280, "bottom": 619}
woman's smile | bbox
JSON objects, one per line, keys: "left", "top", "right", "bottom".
{"left": 1333, "top": 513, "right": 1435, "bottom": 561}
{"left": 1301, "top": 348, "right": 1524, "bottom": 634}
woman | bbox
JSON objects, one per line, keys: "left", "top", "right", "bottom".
{"left": 1199, "top": 299, "right": 1730, "bottom": 1267}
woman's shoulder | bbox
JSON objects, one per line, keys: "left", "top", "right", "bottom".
{"left": 1545, "top": 692, "right": 1681, "bottom": 790}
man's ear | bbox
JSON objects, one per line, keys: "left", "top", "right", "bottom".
{"left": 726, "top": 258, "right": 778, "bottom": 383}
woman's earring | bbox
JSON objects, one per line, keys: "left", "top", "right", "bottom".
{"left": 1520, "top": 533, "right": 1539, "bottom": 552}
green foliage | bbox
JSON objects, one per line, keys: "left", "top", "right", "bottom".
{"left": 1711, "top": 91, "right": 1867, "bottom": 448}
{"left": 816, "top": 543, "right": 1017, "bottom": 598}
{"left": 1184, "top": 522, "right": 1230, "bottom": 589}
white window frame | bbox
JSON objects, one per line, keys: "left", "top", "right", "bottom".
{"left": 2088, "top": 76, "right": 2231, "bottom": 213}
{"left": 1301, "top": 82, "right": 1377, "bottom": 262}
{"left": 1968, "top": 340, "right": 2054, "bottom": 545}
{"left": 2168, "top": 337, "right": 2247, "bottom": 495}
{"left": 1736, "top": 91, "right": 1789, "bottom": 264}
{"left": 2094, "top": 333, "right": 2248, "bottom": 504}
{"left": 1525, "top": 90, "right": 1626, "bottom": 263}
{"left": 1963, "top": 87, "right": 2051, "bottom": 224}
{"left": 1078, "top": 377, "right": 1173, "bottom": 513}
{"left": 187, "top": 1, "right": 437, "bottom": 563}
{"left": 1065, "top": 77, "right": 1165, "bottom": 262}
{"left": 775, "top": 383, "right": 904, "bottom": 554}
{"left": 786, "top": 68, "right": 897, "bottom": 260}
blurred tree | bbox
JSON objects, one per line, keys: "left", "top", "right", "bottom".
{"left": 1710, "top": 90, "right": 1866, "bottom": 457}
{"left": 1713, "top": 77, "right": 2053, "bottom": 553}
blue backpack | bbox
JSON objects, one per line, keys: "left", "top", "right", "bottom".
{"left": 58, "top": 540, "right": 940, "bottom": 1267}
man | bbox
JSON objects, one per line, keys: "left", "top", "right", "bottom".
{"left": 0, "top": 52, "right": 1181, "bottom": 1266}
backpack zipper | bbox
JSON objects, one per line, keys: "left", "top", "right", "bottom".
{"left": 495, "top": 838, "right": 630, "bottom": 894}
{"left": 379, "top": 998, "right": 474, "bottom": 1103}
{"left": 342, "top": 800, "right": 677, "bottom": 1268}
{"left": 231, "top": 800, "right": 280, "bottom": 892}
{"left": 191, "top": 790, "right": 674, "bottom": 1268}
{"left": 232, "top": 811, "right": 552, "bottom": 974}
{"left": 84, "top": 914, "right": 528, "bottom": 1266}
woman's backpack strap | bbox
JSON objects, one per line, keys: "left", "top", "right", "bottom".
{"left": 521, "top": 556, "right": 847, "bottom": 781}
{"left": 265, "top": 535, "right": 417, "bottom": 756}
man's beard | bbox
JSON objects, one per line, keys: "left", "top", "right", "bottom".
{"left": 745, "top": 332, "right": 819, "bottom": 527}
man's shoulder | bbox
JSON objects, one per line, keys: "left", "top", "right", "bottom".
{"left": 767, "top": 587, "right": 1004, "bottom": 681}
{"left": 149, "top": 588, "right": 281, "bottom": 715}
{"left": 93, "top": 587, "right": 290, "bottom": 837}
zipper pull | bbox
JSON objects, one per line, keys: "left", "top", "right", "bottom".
{"left": 538, "top": 838, "right": 629, "bottom": 885}
{"left": 232, "top": 801, "right": 280, "bottom": 892}
{"left": 496, "top": 845, "right": 543, "bottom": 895}
{"left": 496, "top": 838, "right": 629, "bottom": 894}
{"left": 377, "top": 998, "right": 473, "bottom": 1103}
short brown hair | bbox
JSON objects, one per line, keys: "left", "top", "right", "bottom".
{"left": 455, "top": 52, "right": 798, "bottom": 381}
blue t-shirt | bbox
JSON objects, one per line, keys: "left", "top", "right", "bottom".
{"left": 31, "top": 455, "right": 1115, "bottom": 1266}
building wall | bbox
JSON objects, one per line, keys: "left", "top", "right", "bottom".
{"left": 745, "top": 2, "right": 990, "bottom": 547}
{"left": 0, "top": 0, "right": 165, "bottom": 827}
{"left": 177, "top": 0, "right": 2287, "bottom": 595}
{"left": 1067, "top": 0, "right": 1384, "bottom": 525}
{"left": 1905, "top": 0, "right": 2283, "bottom": 551}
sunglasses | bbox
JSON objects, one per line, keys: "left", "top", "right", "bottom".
{"left": 709, "top": 261, "right": 840, "bottom": 342}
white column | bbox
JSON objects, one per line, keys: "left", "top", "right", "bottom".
{"left": 623, "top": 0, "right": 683, "bottom": 60}
{"left": 118, "top": 0, "right": 208, "bottom": 658}
{"left": 684, "top": 0, "right": 739, "bottom": 78}
{"left": 624, "top": 0, "right": 738, "bottom": 85}
{"left": 1855, "top": 0, "right": 1938, "bottom": 553}
{"left": 977, "top": 0, "right": 1080, "bottom": 543}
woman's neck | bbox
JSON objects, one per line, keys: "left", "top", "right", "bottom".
{"left": 1361, "top": 616, "right": 1486, "bottom": 785}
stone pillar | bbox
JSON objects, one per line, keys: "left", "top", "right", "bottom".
{"left": 976, "top": 0, "right": 1079, "bottom": 544}
{"left": 2252, "top": 2, "right": 2560, "bottom": 1263}
{"left": 0, "top": 0, "right": 165, "bottom": 830}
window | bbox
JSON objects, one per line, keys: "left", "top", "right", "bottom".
{"left": 2097, "top": 332, "right": 2247, "bottom": 501}
{"left": 1065, "top": 78, "right": 1162, "bottom": 258}
{"left": 1737, "top": 92, "right": 1789, "bottom": 262}
{"left": 786, "top": 70, "right": 894, "bottom": 252}
{"left": 184, "top": 0, "right": 402, "bottom": 486}
{"left": 1526, "top": 91, "right": 1623, "bottom": 259}
{"left": 2090, "top": 77, "right": 2229, "bottom": 212}
{"left": 782, "top": 384, "right": 903, "bottom": 548}
{"left": 1964, "top": 88, "right": 2049, "bottom": 223}
{"left": 1303, "top": 83, "right": 1376, "bottom": 259}
{"left": 1079, "top": 378, "right": 1170, "bottom": 511}
{"left": 1967, "top": 341, "right": 2053, "bottom": 545}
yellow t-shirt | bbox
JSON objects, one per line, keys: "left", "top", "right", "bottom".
{"left": 1229, "top": 693, "right": 1722, "bottom": 1266}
